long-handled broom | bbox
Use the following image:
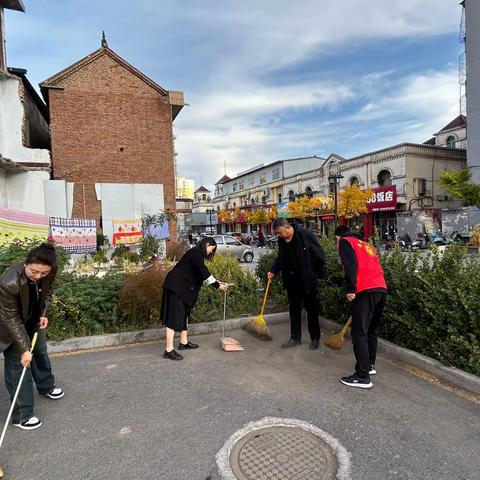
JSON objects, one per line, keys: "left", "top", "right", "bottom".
{"left": 324, "top": 317, "right": 352, "bottom": 350}
{"left": 0, "top": 332, "right": 39, "bottom": 478}
{"left": 244, "top": 278, "right": 273, "bottom": 341}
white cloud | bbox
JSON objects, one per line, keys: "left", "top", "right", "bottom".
{"left": 4, "top": 0, "right": 463, "bottom": 188}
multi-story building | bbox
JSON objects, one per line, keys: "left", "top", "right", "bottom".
{"left": 40, "top": 35, "right": 184, "bottom": 240}
{"left": 0, "top": 1, "right": 51, "bottom": 214}
{"left": 463, "top": 0, "right": 480, "bottom": 183}
{"left": 338, "top": 118, "right": 467, "bottom": 238}
{"left": 213, "top": 156, "right": 325, "bottom": 233}
{"left": 176, "top": 176, "right": 195, "bottom": 200}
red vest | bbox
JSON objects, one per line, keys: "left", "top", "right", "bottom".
{"left": 343, "top": 237, "right": 387, "bottom": 293}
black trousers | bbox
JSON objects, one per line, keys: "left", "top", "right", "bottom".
{"left": 3, "top": 329, "right": 55, "bottom": 423}
{"left": 350, "top": 291, "right": 387, "bottom": 379}
{"left": 286, "top": 285, "right": 320, "bottom": 341}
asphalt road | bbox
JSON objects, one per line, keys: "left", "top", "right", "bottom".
{"left": 0, "top": 321, "right": 479, "bottom": 480}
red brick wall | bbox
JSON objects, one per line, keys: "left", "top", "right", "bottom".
{"left": 48, "top": 52, "right": 177, "bottom": 238}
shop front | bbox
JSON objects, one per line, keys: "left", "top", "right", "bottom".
{"left": 363, "top": 186, "right": 397, "bottom": 239}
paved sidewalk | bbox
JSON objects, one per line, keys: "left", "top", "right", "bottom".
{"left": 0, "top": 322, "right": 479, "bottom": 480}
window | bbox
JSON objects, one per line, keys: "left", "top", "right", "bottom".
{"left": 288, "top": 190, "right": 295, "bottom": 202}
{"left": 446, "top": 135, "right": 456, "bottom": 148}
{"left": 377, "top": 170, "right": 392, "bottom": 187}
{"left": 272, "top": 168, "right": 280, "bottom": 181}
{"left": 349, "top": 176, "right": 360, "bottom": 186}
{"left": 238, "top": 180, "right": 244, "bottom": 190}
{"left": 259, "top": 173, "right": 267, "bottom": 184}
{"left": 232, "top": 182, "right": 238, "bottom": 192}
{"left": 233, "top": 202, "right": 237, "bottom": 208}
{"left": 278, "top": 193, "right": 282, "bottom": 203}
{"left": 305, "top": 186, "right": 313, "bottom": 198}
{"left": 213, "top": 235, "right": 224, "bottom": 244}
{"left": 262, "top": 196, "right": 267, "bottom": 205}
{"left": 249, "top": 177, "right": 255, "bottom": 187}
{"left": 202, "top": 194, "right": 206, "bottom": 201}
{"left": 225, "top": 236, "right": 240, "bottom": 245}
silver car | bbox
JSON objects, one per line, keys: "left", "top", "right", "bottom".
{"left": 212, "top": 235, "right": 254, "bottom": 262}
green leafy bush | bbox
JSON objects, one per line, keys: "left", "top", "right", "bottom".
{"left": 191, "top": 255, "right": 261, "bottom": 322}
{"left": 48, "top": 271, "right": 125, "bottom": 340}
{"left": 254, "top": 250, "right": 288, "bottom": 311}
{"left": 318, "top": 236, "right": 480, "bottom": 376}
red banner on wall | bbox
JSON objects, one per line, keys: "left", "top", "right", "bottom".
{"left": 366, "top": 186, "right": 397, "bottom": 212}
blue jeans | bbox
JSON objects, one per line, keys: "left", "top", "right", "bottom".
{"left": 3, "top": 329, "right": 55, "bottom": 423}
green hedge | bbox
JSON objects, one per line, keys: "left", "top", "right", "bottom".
{"left": 316, "top": 236, "right": 480, "bottom": 376}
{"left": 1, "top": 239, "right": 479, "bottom": 375}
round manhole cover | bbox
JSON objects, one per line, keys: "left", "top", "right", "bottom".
{"left": 229, "top": 426, "right": 338, "bottom": 480}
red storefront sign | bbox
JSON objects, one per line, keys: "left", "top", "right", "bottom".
{"left": 320, "top": 215, "right": 335, "bottom": 221}
{"left": 366, "top": 186, "right": 397, "bottom": 212}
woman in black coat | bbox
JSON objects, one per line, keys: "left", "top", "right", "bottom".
{"left": 161, "top": 237, "right": 229, "bottom": 360}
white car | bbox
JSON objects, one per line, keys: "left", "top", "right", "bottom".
{"left": 211, "top": 235, "right": 254, "bottom": 262}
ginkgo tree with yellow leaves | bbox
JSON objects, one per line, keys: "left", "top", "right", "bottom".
{"left": 338, "top": 185, "right": 373, "bottom": 219}
{"left": 217, "top": 208, "right": 241, "bottom": 226}
{"left": 288, "top": 196, "right": 333, "bottom": 224}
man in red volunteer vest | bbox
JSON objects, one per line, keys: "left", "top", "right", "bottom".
{"left": 335, "top": 225, "right": 387, "bottom": 389}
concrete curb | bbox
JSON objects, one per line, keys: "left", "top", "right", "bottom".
{"left": 320, "top": 317, "right": 480, "bottom": 396}
{"left": 45, "top": 311, "right": 480, "bottom": 396}
{"left": 46, "top": 312, "right": 289, "bottom": 354}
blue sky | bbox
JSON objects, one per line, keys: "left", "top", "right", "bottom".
{"left": 5, "top": 0, "right": 463, "bottom": 188}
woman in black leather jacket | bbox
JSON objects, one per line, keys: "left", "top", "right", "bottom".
{"left": 0, "top": 243, "right": 64, "bottom": 430}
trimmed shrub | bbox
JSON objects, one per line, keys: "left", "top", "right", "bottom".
{"left": 48, "top": 271, "right": 125, "bottom": 340}
{"left": 191, "top": 255, "right": 261, "bottom": 322}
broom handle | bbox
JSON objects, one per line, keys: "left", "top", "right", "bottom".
{"left": 222, "top": 289, "right": 227, "bottom": 339}
{"left": 260, "top": 278, "right": 271, "bottom": 316}
{"left": 0, "top": 332, "right": 38, "bottom": 449}
{"left": 340, "top": 317, "right": 352, "bottom": 336}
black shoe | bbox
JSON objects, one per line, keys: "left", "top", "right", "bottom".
{"left": 281, "top": 338, "right": 301, "bottom": 349}
{"left": 340, "top": 373, "right": 373, "bottom": 389}
{"left": 178, "top": 341, "right": 199, "bottom": 350}
{"left": 163, "top": 349, "right": 183, "bottom": 361}
{"left": 309, "top": 340, "right": 319, "bottom": 350}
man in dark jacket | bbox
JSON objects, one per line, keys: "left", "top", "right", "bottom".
{"left": 0, "top": 244, "right": 64, "bottom": 430}
{"left": 268, "top": 218, "right": 327, "bottom": 349}
{"left": 335, "top": 225, "right": 387, "bottom": 389}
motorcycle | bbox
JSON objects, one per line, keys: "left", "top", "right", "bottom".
{"left": 397, "top": 233, "right": 412, "bottom": 251}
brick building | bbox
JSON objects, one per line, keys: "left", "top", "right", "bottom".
{"left": 40, "top": 35, "right": 184, "bottom": 238}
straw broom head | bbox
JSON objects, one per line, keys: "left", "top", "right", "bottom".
{"left": 324, "top": 317, "right": 352, "bottom": 350}
{"left": 244, "top": 314, "right": 272, "bottom": 341}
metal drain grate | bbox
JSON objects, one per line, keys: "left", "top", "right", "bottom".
{"left": 229, "top": 426, "right": 338, "bottom": 480}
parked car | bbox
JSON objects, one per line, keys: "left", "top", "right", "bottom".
{"left": 211, "top": 235, "right": 254, "bottom": 262}
{"left": 225, "top": 232, "right": 250, "bottom": 245}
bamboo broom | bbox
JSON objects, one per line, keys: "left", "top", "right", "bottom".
{"left": 244, "top": 278, "right": 273, "bottom": 341}
{"left": 324, "top": 317, "right": 352, "bottom": 350}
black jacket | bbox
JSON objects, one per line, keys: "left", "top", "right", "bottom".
{"left": 163, "top": 246, "right": 217, "bottom": 307}
{"left": 271, "top": 225, "right": 327, "bottom": 292}
{"left": 0, "top": 262, "right": 56, "bottom": 353}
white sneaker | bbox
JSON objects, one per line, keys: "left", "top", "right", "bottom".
{"left": 13, "top": 416, "right": 42, "bottom": 430}
{"left": 369, "top": 365, "right": 377, "bottom": 375}
{"left": 45, "top": 387, "right": 64, "bottom": 399}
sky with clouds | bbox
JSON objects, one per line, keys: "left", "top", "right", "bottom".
{"left": 5, "top": 0, "right": 463, "bottom": 188}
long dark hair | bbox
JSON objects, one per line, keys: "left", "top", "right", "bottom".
{"left": 25, "top": 243, "right": 57, "bottom": 268}
{"left": 196, "top": 237, "right": 217, "bottom": 260}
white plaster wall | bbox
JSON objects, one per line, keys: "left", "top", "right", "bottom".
{"left": 5, "top": 170, "right": 49, "bottom": 214}
{"left": 0, "top": 77, "right": 50, "bottom": 164}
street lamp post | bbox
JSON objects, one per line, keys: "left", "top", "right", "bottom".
{"left": 328, "top": 163, "right": 344, "bottom": 225}
{"left": 206, "top": 209, "right": 213, "bottom": 234}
